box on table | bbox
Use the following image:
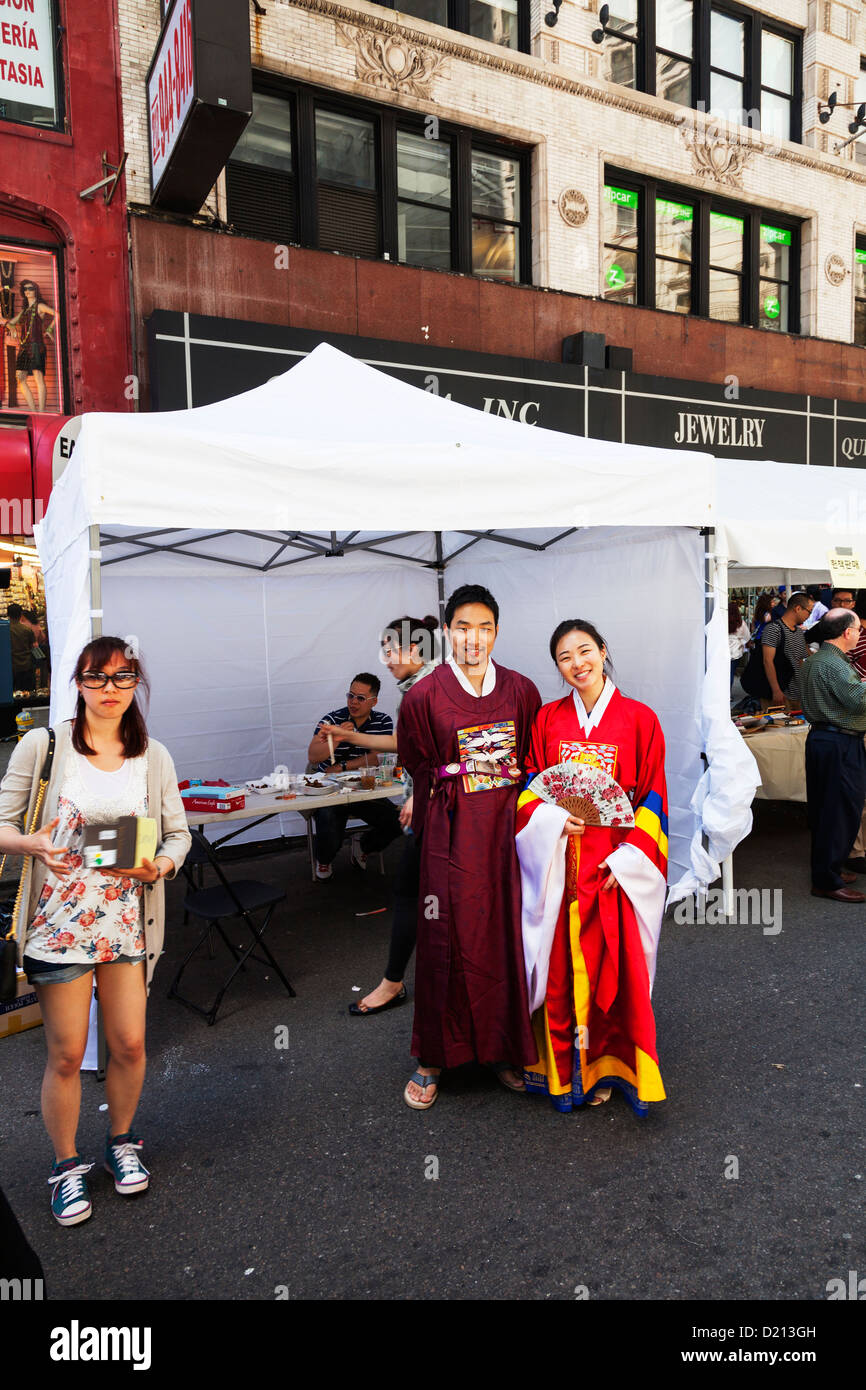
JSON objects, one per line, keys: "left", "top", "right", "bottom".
{"left": 0, "top": 970, "right": 42, "bottom": 1038}
{"left": 179, "top": 781, "right": 245, "bottom": 814}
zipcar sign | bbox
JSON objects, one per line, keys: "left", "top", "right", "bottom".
{"left": 148, "top": 0, "right": 195, "bottom": 192}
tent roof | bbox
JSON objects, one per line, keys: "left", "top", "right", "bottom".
{"left": 42, "top": 344, "right": 715, "bottom": 553}
{"left": 717, "top": 457, "right": 866, "bottom": 571}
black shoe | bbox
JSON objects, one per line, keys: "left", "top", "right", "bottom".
{"left": 844, "top": 857, "right": 866, "bottom": 875}
{"left": 348, "top": 986, "right": 407, "bottom": 1016}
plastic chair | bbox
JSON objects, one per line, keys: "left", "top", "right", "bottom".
{"left": 168, "top": 828, "right": 295, "bottom": 1024}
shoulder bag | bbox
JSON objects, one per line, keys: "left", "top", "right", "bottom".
{"left": 0, "top": 728, "right": 56, "bottom": 1002}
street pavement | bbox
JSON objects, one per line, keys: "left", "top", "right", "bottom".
{"left": 1, "top": 801, "right": 864, "bottom": 1306}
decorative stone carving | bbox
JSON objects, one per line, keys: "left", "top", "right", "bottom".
{"left": 558, "top": 188, "right": 589, "bottom": 226}
{"left": 679, "top": 124, "right": 755, "bottom": 187}
{"left": 337, "top": 22, "right": 445, "bottom": 96}
{"left": 825, "top": 252, "right": 847, "bottom": 286}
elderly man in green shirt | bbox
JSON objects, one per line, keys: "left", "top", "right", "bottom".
{"left": 800, "top": 609, "right": 866, "bottom": 904}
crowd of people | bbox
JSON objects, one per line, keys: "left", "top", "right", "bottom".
{"left": 730, "top": 584, "right": 866, "bottom": 905}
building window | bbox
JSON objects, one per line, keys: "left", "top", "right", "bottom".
{"left": 0, "top": 0, "right": 64, "bottom": 131}
{"left": 226, "top": 93, "right": 296, "bottom": 244}
{"left": 0, "top": 240, "right": 64, "bottom": 414}
{"left": 856, "top": 239, "right": 866, "bottom": 347}
{"left": 377, "top": 0, "right": 528, "bottom": 52}
{"left": 603, "top": 170, "right": 799, "bottom": 332}
{"left": 855, "top": 63, "right": 866, "bottom": 169}
{"left": 603, "top": 2, "right": 802, "bottom": 143}
{"left": 226, "top": 81, "right": 530, "bottom": 283}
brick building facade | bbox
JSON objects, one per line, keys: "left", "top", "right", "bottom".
{"left": 118, "top": 0, "right": 866, "bottom": 437}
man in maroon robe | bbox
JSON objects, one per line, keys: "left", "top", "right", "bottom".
{"left": 397, "top": 584, "right": 541, "bottom": 1108}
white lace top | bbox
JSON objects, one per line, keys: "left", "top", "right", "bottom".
{"left": 25, "top": 753, "right": 149, "bottom": 965}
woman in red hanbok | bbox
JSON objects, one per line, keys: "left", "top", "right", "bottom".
{"left": 516, "top": 620, "right": 667, "bottom": 1115}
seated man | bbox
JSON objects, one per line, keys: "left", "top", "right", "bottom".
{"left": 307, "top": 672, "right": 401, "bottom": 880}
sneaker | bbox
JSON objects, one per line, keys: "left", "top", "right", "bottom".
{"left": 48, "top": 1157, "right": 94, "bottom": 1226}
{"left": 350, "top": 835, "right": 368, "bottom": 871}
{"left": 315, "top": 861, "right": 333, "bottom": 880}
{"left": 104, "top": 1131, "right": 150, "bottom": 1195}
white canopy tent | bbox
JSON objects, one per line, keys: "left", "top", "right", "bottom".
{"left": 35, "top": 343, "right": 757, "bottom": 896}
{"left": 717, "top": 456, "right": 866, "bottom": 587}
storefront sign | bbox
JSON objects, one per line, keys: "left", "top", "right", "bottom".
{"left": 0, "top": 0, "right": 59, "bottom": 128}
{"left": 146, "top": 310, "right": 866, "bottom": 470}
{"left": 146, "top": 0, "right": 252, "bottom": 212}
{"left": 148, "top": 0, "right": 195, "bottom": 192}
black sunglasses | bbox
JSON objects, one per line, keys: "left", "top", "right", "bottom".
{"left": 79, "top": 670, "right": 140, "bottom": 690}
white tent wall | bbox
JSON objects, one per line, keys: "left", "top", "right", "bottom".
{"left": 96, "top": 547, "right": 437, "bottom": 846}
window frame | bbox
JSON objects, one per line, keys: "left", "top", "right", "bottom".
{"left": 0, "top": 0, "right": 66, "bottom": 135}
{"left": 226, "top": 76, "right": 532, "bottom": 285}
{"left": 376, "top": 0, "right": 530, "bottom": 55}
{"left": 604, "top": 165, "right": 800, "bottom": 333}
{"left": 607, "top": 1, "right": 802, "bottom": 144}
{"left": 855, "top": 235, "right": 866, "bottom": 348}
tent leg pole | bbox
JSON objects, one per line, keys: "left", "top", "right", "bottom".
{"left": 722, "top": 854, "right": 734, "bottom": 922}
{"left": 89, "top": 523, "right": 107, "bottom": 1082}
{"left": 435, "top": 531, "right": 446, "bottom": 630}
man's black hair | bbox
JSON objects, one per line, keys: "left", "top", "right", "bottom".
{"left": 352, "top": 671, "right": 381, "bottom": 696}
{"left": 6, "top": 603, "right": 22, "bottom": 621}
{"left": 443, "top": 584, "right": 499, "bottom": 627}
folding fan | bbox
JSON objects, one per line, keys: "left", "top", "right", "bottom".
{"left": 527, "top": 762, "right": 635, "bottom": 827}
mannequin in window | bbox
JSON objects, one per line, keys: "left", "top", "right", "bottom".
{"left": 3, "top": 281, "right": 57, "bottom": 412}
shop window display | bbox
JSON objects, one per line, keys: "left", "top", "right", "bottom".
{"left": 0, "top": 244, "right": 63, "bottom": 414}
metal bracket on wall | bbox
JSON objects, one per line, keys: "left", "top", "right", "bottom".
{"left": 79, "top": 152, "right": 128, "bottom": 206}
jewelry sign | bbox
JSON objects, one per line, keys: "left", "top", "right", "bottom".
{"left": 0, "top": 0, "right": 59, "bottom": 128}
{"left": 146, "top": 0, "right": 251, "bottom": 212}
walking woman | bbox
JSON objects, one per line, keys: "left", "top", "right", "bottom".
{"left": 515, "top": 620, "right": 667, "bottom": 1115}
{"left": 323, "top": 615, "right": 439, "bottom": 1016}
{"left": 0, "top": 637, "right": 190, "bottom": 1225}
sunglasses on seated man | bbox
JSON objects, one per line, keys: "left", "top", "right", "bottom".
{"left": 79, "top": 670, "right": 140, "bottom": 689}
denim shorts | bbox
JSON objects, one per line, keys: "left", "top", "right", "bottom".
{"left": 22, "top": 954, "right": 145, "bottom": 986}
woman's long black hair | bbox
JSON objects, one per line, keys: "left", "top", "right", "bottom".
{"left": 71, "top": 636, "right": 149, "bottom": 758}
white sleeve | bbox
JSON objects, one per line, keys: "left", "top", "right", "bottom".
{"left": 604, "top": 842, "right": 666, "bottom": 993}
{"left": 516, "top": 803, "right": 570, "bottom": 1013}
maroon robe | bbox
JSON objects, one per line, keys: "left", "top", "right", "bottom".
{"left": 398, "top": 661, "right": 541, "bottom": 1069}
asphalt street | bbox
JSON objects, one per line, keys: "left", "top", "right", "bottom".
{"left": 1, "top": 800, "right": 864, "bottom": 1306}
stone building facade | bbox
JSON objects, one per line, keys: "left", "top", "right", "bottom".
{"left": 116, "top": 0, "right": 866, "bottom": 418}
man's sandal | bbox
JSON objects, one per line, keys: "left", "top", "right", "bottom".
{"left": 491, "top": 1063, "right": 526, "bottom": 1094}
{"left": 403, "top": 1070, "right": 439, "bottom": 1110}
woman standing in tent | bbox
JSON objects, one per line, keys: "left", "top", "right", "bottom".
{"left": 0, "top": 638, "right": 190, "bottom": 1225}
{"left": 515, "top": 619, "right": 667, "bottom": 1115}
{"left": 324, "top": 614, "right": 440, "bottom": 1016}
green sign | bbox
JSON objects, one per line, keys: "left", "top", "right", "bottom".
{"left": 604, "top": 185, "right": 638, "bottom": 210}
{"left": 657, "top": 198, "right": 693, "bottom": 221}
{"left": 763, "top": 295, "right": 781, "bottom": 319}
{"left": 856, "top": 249, "right": 866, "bottom": 265}
{"left": 710, "top": 212, "right": 744, "bottom": 235}
{"left": 761, "top": 224, "right": 791, "bottom": 246}
{"left": 606, "top": 262, "right": 627, "bottom": 289}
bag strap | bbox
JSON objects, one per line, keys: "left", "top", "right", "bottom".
{"left": 0, "top": 727, "right": 56, "bottom": 943}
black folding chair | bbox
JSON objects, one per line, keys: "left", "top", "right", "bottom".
{"left": 168, "top": 829, "right": 295, "bottom": 1025}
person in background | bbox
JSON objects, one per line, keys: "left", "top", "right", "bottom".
{"left": 0, "top": 637, "right": 190, "bottom": 1226}
{"left": 752, "top": 595, "right": 775, "bottom": 643}
{"left": 307, "top": 672, "right": 401, "bottom": 880}
{"left": 329, "top": 616, "right": 440, "bottom": 1016}
{"left": 728, "top": 601, "right": 751, "bottom": 690}
{"left": 831, "top": 588, "right": 856, "bottom": 612}
{"left": 799, "top": 610, "right": 866, "bottom": 904}
{"left": 803, "top": 585, "right": 829, "bottom": 630}
{"left": 22, "top": 609, "right": 48, "bottom": 688}
{"left": 7, "top": 603, "right": 36, "bottom": 691}
{"left": 770, "top": 588, "right": 787, "bottom": 621}
{"left": 761, "top": 591, "right": 815, "bottom": 708}
{"left": 845, "top": 593, "right": 866, "bottom": 875}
